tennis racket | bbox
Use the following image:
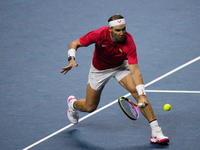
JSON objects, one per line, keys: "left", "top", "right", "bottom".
{"left": 118, "top": 96, "right": 145, "bottom": 120}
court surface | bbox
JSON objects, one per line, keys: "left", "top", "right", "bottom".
{"left": 0, "top": 0, "right": 200, "bottom": 150}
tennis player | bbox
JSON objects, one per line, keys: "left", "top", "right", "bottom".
{"left": 61, "top": 14, "right": 169, "bottom": 144}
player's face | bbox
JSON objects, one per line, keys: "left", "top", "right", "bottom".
{"left": 109, "top": 24, "right": 126, "bottom": 43}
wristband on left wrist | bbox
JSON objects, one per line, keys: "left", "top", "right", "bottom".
{"left": 68, "top": 48, "right": 76, "bottom": 57}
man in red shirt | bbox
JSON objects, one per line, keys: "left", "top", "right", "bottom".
{"left": 61, "top": 14, "right": 169, "bottom": 144}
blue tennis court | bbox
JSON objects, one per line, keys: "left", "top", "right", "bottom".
{"left": 1, "top": 0, "right": 200, "bottom": 150}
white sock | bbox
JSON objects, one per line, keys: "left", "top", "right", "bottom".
{"left": 150, "top": 120, "right": 159, "bottom": 131}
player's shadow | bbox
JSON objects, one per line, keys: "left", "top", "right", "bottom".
{"left": 111, "top": 143, "right": 169, "bottom": 150}
{"left": 65, "top": 129, "right": 169, "bottom": 150}
{"left": 64, "top": 129, "right": 105, "bottom": 150}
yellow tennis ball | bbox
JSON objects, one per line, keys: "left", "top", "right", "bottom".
{"left": 163, "top": 104, "right": 171, "bottom": 111}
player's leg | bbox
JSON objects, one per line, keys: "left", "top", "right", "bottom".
{"left": 67, "top": 83, "right": 104, "bottom": 124}
{"left": 119, "top": 73, "right": 169, "bottom": 144}
{"left": 119, "top": 73, "right": 156, "bottom": 122}
{"left": 67, "top": 63, "right": 111, "bottom": 124}
{"left": 73, "top": 83, "right": 104, "bottom": 112}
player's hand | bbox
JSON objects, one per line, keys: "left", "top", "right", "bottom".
{"left": 138, "top": 95, "right": 148, "bottom": 108}
{"left": 60, "top": 59, "right": 78, "bottom": 74}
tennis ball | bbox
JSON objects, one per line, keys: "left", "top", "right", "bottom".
{"left": 163, "top": 104, "right": 171, "bottom": 111}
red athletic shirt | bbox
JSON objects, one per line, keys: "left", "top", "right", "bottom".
{"left": 80, "top": 26, "right": 138, "bottom": 70}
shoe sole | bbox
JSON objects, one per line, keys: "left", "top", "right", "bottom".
{"left": 158, "top": 138, "right": 169, "bottom": 144}
{"left": 150, "top": 138, "right": 169, "bottom": 144}
{"left": 66, "top": 110, "right": 78, "bottom": 125}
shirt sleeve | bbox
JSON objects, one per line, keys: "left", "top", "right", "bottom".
{"left": 126, "top": 34, "right": 138, "bottom": 64}
{"left": 127, "top": 47, "right": 138, "bottom": 64}
{"left": 79, "top": 27, "right": 106, "bottom": 47}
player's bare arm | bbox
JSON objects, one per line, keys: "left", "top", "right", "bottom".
{"left": 69, "top": 39, "right": 82, "bottom": 50}
{"left": 129, "top": 64, "right": 148, "bottom": 106}
{"left": 60, "top": 39, "right": 82, "bottom": 74}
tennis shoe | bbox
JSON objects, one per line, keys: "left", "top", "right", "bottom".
{"left": 150, "top": 127, "right": 169, "bottom": 144}
{"left": 67, "top": 95, "right": 79, "bottom": 124}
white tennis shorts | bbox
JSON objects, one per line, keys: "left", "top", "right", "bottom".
{"left": 88, "top": 60, "right": 131, "bottom": 90}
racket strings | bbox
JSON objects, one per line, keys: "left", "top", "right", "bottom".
{"left": 129, "top": 103, "right": 137, "bottom": 117}
{"left": 120, "top": 99, "right": 138, "bottom": 119}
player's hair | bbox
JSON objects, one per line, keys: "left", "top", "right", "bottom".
{"left": 108, "top": 14, "right": 124, "bottom": 22}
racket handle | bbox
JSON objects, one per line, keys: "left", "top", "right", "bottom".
{"left": 138, "top": 103, "right": 146, "bottom": 108}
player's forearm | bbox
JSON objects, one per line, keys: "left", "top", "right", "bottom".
{"left": 129, "top": 64, "right": 146, "bottom": 96}
{"left": 131, "top": 69, "right": 144, "bottom": 86}
{"left": 129, "top": 64, "right": 144, "bottom": 86}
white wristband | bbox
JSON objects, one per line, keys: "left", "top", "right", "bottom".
{"left": 68, "top": 48, "right": 76, "bottom": 57}
{"left": 136, "top": 84, "right": 146, "bottom": 96}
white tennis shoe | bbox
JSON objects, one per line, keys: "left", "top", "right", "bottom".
{"left": 67, "top": 95, "right": 79, "bottom": 124}
{"left": 150, "top": 127, "right": 169, "bottom": 144}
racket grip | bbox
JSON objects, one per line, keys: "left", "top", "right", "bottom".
{"left": 138, "top": 103, "right": 146, "bottom": 108}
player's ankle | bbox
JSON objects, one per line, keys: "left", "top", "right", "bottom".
{"left": 150, "top": 120, "right": 159, "bottom": 131}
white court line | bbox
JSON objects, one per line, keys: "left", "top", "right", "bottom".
{"left": 145, "top": 56, "right": 200, "bottom": 87}
{"left": 22, "top": 56, "right": 200, "bottom": 150}
{"left": 146, "top": 90, "right": 200, "bottom": 94}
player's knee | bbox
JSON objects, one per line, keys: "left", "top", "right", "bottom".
{"left": 86, "top": 105, "right": 97, "bottom": 113}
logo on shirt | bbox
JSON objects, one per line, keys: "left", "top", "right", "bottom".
{"left": 119, "top": 48, "right": 123, "bottom": 53}
{"left": 102, "top": 45, "right": 108, "bottom": 47}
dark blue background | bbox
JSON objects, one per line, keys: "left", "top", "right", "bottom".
{"left": 0, "top": 0, "right": 200, "bottom": 149}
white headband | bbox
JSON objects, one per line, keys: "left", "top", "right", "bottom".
{"left": 109, "top": 18, "right": 125, "bottom": 27}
